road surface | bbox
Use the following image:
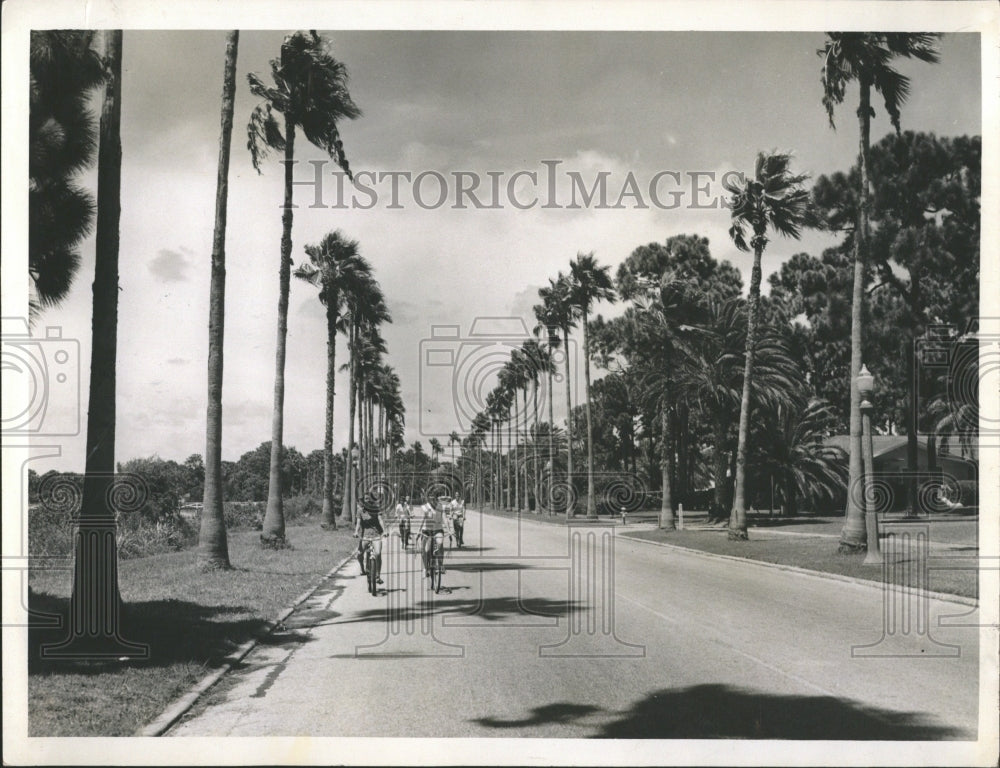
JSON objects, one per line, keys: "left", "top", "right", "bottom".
{"left": 170, "top": 509, "right": 979, "bottom": 739}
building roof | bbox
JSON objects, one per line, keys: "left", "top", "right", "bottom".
{"left": 825, "top": 435, "right": 908, "bottom": 460}
{"left": 825, "top": 434, "right": 978, "bottom": 463}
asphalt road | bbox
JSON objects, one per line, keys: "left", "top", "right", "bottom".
{"left": 170, "top": 508, "right": 979, "bottom": 739}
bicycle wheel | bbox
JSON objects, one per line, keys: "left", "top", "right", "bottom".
{"left": 431, "top": 550, "right": 443, "bottom": 593}
{"left": 367, "top": 549, "right": 378, "bottom": 595}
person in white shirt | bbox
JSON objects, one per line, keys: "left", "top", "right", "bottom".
{"left": 395, "top": 498, "right": 411, "bottom": 547}
{"left": 451, "top": 497, "right": 466, "bottom": 547}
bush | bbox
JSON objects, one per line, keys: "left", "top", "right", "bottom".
{"left": 283, "top": 494, "right": 322, "bottom": 523}
{"left": 28, "top": 503, "right": 198, "bottom": 560}
{"left": 116, "top": 514, "right": 197, "bottom": 559}
{"left": 223, "top": 501, "right": 265, "bottom": 530}
{"left": 28, "top": 505, "right": 76, "bottom": 558}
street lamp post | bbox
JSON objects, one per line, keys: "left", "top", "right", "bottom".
{"left": 857, "top": 364, "right": 883, "bottom": 566}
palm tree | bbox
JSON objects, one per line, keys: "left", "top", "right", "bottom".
{"left": 351, "top": 325, "right": 388, "bottom": 492}
{"left": 199, "top": 31, "right": 240, "bottom": 570}
{"left": 247, "top": 30, "right": 361, "bottom": 546}
{"left": 47, "top": 30, "right": 145, "bottom": 659}
{"left": 673, "top": 297, "right": 802, "bottom": 522}
{"left": 569, "top": 252, "right": 617, "bottom": 519}
{"left": 761, "top": 400, "right": 849, "bottom": 516}
{"left": 29, "top": 31, "right": 106, "bottom": 320}
{"left": 449, "top": 430, "right": 461, "bottom": 492}
{"left": 539, "top": 272, "right": 579, "bottom": 518}
{"left": 818, "top": 32, "right": 940, "bottom": 551}
{"left": 339, "top": 274, "right": 389, "bottom": 521}
{"left": 521, "top": 338, "right": 550, "bottom": 513}
{"left": 486, "top": 390, "right": 504, "bottom": 507}
{"left": 627, "top": 277, "right": 704, "bottom": 530}
{"left": 724, "top": 152, "right": 810, "bottom": 540}
{"left": 533, "top": 304, "right": 561, "bottom": 514}
{"left": 293, "top": 230, "right": 371, "bottom": 528}
{"left": 429, "top": 437, "right": 443, "bottom": 466}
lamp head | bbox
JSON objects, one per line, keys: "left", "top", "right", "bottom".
{"left": 856, "top": 364, "right": 875, "bottom": 400}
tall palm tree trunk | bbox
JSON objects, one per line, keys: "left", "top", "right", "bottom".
{"left": 261, "top": 120, "right": 296, "bottom": 545}
{"left": 320, "top": 303, "right": 338, "bottom": 528}
{"left": 840, "top": 77, "right": 872, "bottom": 551}
{"left": 199, "top": 30, "right": 238, "bottom": 569}
{"left": 507, "top": 410, "right": 513, "bottom": 510}
{"left": 563, "top": 327, "right": 574, "bottom": 519}
{"left": 712, "top": 419, "right": 729, "bottom": 519}
{"left": 659, "top": 402, "right": 676, "bottom": 530}
{"left": 341, "top": 323, "right": 357, "bottom": 521}
{"left": 518, "top": 386, "right": 531, "bottom": 512}
{"left": 546, "top": 365, "right": 555, "bottom": 515}
{"left": 729, "top": 244, "right": 764, "bottom": 541}
{"left": 583, "top": 312, "right": 597, "bottom": 519}
{"left": 50, "top": 30, "right": 146, "bottom": 659}
{"left": 532, "top": 380, "right": 540, "bottom": 513}
{"left": 491, "top": 423, "right": 498, "bottom": 506}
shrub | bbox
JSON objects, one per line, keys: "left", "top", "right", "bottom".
{"left": 116, "top": 514, "right": 197, "bottom": 559}
{"left": 283, "top": 494, "right": 322, "bottom": 523}
{"left": 223, "top": 501, "right": 265, "bottom": 530}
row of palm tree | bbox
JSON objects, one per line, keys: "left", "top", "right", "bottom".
{"left": 33, "top": 28, "right": 947, "bottom": 645}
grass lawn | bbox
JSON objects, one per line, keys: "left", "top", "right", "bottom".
{"left": 27, "top": 524, "right": 356, "bottom": 737}
{"left": 623, "top": 527, "right": 978, "bottom": 599}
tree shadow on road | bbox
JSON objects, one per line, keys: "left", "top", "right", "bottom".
{"left": 596, "top": 684, "right": 968, "bottom": 739}
{"left": 472, "top": 703, "right": 603, "bottom": 729}
{"left": 322, "top": 595, "right": 583, "bottom": 626}
{"left": 471, "top": 684, "right": 967, "bottom": 739}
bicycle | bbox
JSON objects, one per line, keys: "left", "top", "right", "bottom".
{"left": 417, "top": 530, "right": 446, "bottom": 594}
{"left": 356, "top": 534, "right": 386, "bottom": 596}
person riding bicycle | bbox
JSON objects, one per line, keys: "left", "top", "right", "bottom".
{"left": 353, "top": 493, "right": 386, "bottom": 585}
{"left": 418, "top": 496, "right": 451, "bottom": 578}
{"left": 451, "top": 496, "right": 466, "bottom": 547}
{"left": 395, "top": 497, "right": 411, "bottom": 548}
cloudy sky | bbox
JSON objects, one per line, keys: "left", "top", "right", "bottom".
{"left": 20, "top": 27, "right": 981, "bottom": 470}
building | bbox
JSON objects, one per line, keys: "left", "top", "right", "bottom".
{"left": 825, "top": 434, "right": 977, "bottom": 513}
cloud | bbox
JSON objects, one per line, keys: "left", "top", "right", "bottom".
{"left": 508, "top": 284, "right": 543, "bottom": 325}
{"left": 149, "top": 249, "right": 191, "bottom": 282}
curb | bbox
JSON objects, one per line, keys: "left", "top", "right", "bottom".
{"left": 617, "top": 531, "right": 979, "bottom": 608}
{"left": 136, "top": 550, "right": 357, "bottom": 737}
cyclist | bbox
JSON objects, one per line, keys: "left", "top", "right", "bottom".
{"left": 417, "top": 496, "right": 450, "bottom": 578}
{"left": 395, "top": 497, "right": 411, "bottom": 548}
{"left": 451, "top": 496, "right": 466, "bottom": 547}
{"left": 353, "top": 493, "right": 386, "bottom": 587}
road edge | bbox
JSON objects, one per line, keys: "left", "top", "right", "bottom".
{"left": 618, "top": 530, "right": 980, "bottom": 608}
{"left": 135, "top": 550, "right": 357, "bottom": 737}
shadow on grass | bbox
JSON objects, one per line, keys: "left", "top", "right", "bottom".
{"left": 472, "top": 684, "right": 966, "bottom": 739}
{"left": 747, "top": 516, "right": 838, "bottom": 528}
{"left": 28, "top": 590, "right": 314, "bottom": 676}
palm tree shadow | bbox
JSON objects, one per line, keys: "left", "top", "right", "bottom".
{"left": 28, "top": 590, "right": 314, "bottom": 676}
{"left": 469, "top": 685, "right": 968, "bottom": 739}
{"left": 326, "top": 595, "right": 582, "bottom": 626}
{"left": 472, "top": 703, "right": 603, "bottom": 729}
{"left": 595, "top": 685, "right": 968, "bottom": 739}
